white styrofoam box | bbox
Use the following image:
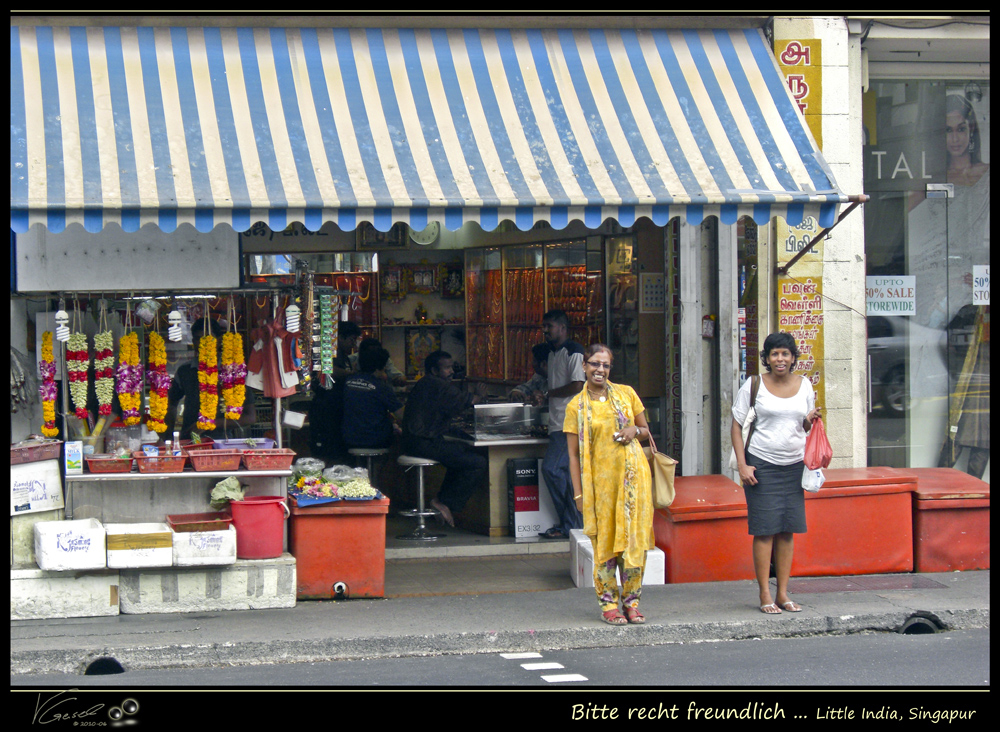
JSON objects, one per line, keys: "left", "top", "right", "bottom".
{"left": 34, "top": 518, "right": 107, "bottom": 571}
{"left": 172, "top": 525, "right": 237, "bottom": 567}
{"left": 11, "top": 567, "right": 119, "bottom": 620}
{"left": 118, "top": 553, "right": 297, "bottom": 614}
{"left": 105, "top": 523, "right": 173, "bottom": 569}
{"left": 570, "top": 530, "right": 665, "bottom": 588}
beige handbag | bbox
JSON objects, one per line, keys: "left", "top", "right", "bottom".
{"left": 643, "top": 432, "right": 678, "bottom": 509}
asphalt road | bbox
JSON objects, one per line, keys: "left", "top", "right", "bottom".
{"left": 11, "top": 627, "right": 989, "bottom": 688}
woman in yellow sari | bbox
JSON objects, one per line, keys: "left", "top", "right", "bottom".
{"left": 565, "top": 344, "right": 655, "bottom": 625}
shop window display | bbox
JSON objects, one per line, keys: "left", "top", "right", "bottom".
{"left": 863, "top": 80, "right": 990, "bottom": 479}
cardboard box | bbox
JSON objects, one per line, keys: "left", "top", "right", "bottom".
{"left": 34, "top": 518, "right": 106, "bottom": 571}
{"left": 106, "top": 523, "right": 173, "bottom": 568}
{"left": 507, "top": 458, "right": 560, "bottom": 540}
{"left": 172, "top": 525, "right": 237, "bottom": 567}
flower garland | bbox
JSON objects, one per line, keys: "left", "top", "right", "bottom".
{"left": 146, "top": 332, "right": 171, "bottom": 433}
{"left": 116, "top": 331, "right": 144, "bottom": 426}
{"left": 39, "top": 331, "right": 59, "bottom": 438}
{"left": 94, "top": 330, "right": 115, "bottom": 417}
{"left": 197, "top": 334, "right": 218, "bottom": 431}
{"left": 66, "top": 331, "right": 90, "bottom": 420}
{"left": 220, "top": 331, "right": 247, "bottom": 419}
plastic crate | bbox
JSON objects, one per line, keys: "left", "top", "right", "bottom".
{"left": 186, "top": 450, "right": 243, "bottom": 472}
{"left": 180, "top": 438, "right": 216, "bottom": 452}
{"left": 241, "top": 448, "right": 296, "bottom": 471}
{"left": 132, "top": 450, "right": 188, "bottom": 473}
{"left": 11, "top": 440, "right": 63, "bottom": 465}
{"left": 166, "top": 512, "right": 234, "bottom": 533}
{"left": 85, "top": 454, "right": 134, "bottom": 473}
{"left": 212, "top": 437, "right": 275, "bottom": 451}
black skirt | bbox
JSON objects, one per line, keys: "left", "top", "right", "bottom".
{"left": 743, "top": 452, "right": 807, "bottom": 536}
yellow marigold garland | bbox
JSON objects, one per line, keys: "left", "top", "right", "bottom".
{"left": 39, "top": 331, "right": 59, "bottom": 437}
{"left": 197, "top": 334, "right": 218, "bottom": 431}
{"left": 221, "top": 332, "right": 247, "bottom": 419}
{"left": 115, "top": 331, "right": 144, "bottom": 426}
{"left": 145, "top": 332, "right": 170, "bottom": 433}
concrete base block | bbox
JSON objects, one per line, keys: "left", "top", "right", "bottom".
{"left": 118, "top": 553, "right": 297, "bottom": 614}
{"left": 570, "top": 530, "right": 665, "bottom": 588}
{"left": 11, "top": 508, "right": 65, "bottom": 567}
{"left": 10, "top": 567, "right": 119, "bottom": 620}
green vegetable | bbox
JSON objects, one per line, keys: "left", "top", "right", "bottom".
{"left": 210, "top": 476, "right": 245, "bottom": 510}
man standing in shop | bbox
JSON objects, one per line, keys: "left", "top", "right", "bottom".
{"left": 539, "top": 310, "right": 585, "bottom": 540}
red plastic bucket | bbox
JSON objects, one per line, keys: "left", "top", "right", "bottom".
{"left": 230, "top": 496, "right": 289, "bottom": 559}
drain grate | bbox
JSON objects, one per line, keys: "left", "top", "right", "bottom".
{"left": 787, "top": 575, "right": 948, "bottom": 594}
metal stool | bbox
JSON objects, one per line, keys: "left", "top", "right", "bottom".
{"left": 348, "top": 447, "right": 390, "bottom": 489}
{"left": 396, "top": 455, "right": 445, "bottom": 541}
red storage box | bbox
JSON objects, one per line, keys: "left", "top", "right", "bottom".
{"left": 653, "top": 475, "right": 755, "bottom": 584}
{"left": 794, "top": 467, "right": 916, "bottom": 577}
{"left": 909, "top": 468, "right": 990, "bottom": 573}
{"left": 289, "top": 496, "right": 389, "bottom": 599}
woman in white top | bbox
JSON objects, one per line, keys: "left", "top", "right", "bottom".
{"left": 732, "top": 332, "right": 821, "bottom": 615}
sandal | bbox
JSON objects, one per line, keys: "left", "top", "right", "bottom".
{"left": 778, "top": 600, "right": 802, "bottom": 612}
{"left": 601, "top": 608, "right": 628, "bottom": 625}
{"left": 760, "top": 603, "right": 782, "bottom": 614}
{"left": 623, "top": 606, "right": 645, "bottom": 624}
{"left": 539, "top": 527, "right": 568, "bottom": 540}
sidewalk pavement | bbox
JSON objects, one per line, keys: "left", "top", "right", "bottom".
{"left": 10, "top": 568, "right": 989, "bottom": 676}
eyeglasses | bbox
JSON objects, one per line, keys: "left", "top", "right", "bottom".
{"left": 585, "top": 360, "right": 612, "bottom": 370}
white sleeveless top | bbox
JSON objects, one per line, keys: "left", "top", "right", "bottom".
{"left": 732, "top": 375, "right": 815, "bottom": 466}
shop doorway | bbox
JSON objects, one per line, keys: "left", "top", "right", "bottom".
{"left": 864, "top": 80, "right": 990, "bottom": 481}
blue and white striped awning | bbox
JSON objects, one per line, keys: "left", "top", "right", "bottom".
{"left": 11, "top": 26, "right": 848, "bottom": 234}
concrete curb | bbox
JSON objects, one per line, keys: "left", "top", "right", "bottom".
{"left": 10, "top": 606, "right": 990, "bottom": 676}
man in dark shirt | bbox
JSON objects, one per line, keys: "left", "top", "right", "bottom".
{"left": 342, "top": 347, "right": 403, "bottom": 449}
{"left": 401, "top": 350, "right": 488, "bottom": 526}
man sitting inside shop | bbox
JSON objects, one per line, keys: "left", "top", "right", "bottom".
{"left": 401, "top": 350, "right": 488, "bottom": 527}
{"left": 342, "top": 346, "right": 404, "bottom": 451}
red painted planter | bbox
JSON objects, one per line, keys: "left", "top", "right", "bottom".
{"left": 795, "top": 467, "right": 916, "bottom": 576}
{"left": 908, "top": 468, "right": 990, "bottom": 573}
{"left": 653, "top": 474, "right": 754, "bottom": 584}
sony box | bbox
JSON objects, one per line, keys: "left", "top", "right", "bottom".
{"left": 507, "top": 458, "right": 560, "bottom": 541}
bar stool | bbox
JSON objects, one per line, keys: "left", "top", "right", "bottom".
{"left": 347, "top": 447, "right": 390, "bottom": 489}
{"left": 396, "top": 454, "right": 445, "bottom": 541}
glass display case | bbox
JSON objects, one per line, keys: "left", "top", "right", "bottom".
{"left": 606, "top": 235, "right": 639, "bottom": 388}
{"left": 452, "top": 402, "right": 548, "bottom": 442}
{"left": 465, "top": 248, "right": 504, "bottom": 380}
{"left": 465, "top": 240, "right": 605, "bottom": 383}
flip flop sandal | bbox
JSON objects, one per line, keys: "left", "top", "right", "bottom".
{"left": 601, "top": 608, "right": 628, "bottom": 626}
{"left": 623, "top": 606, "right": 645, "bottom": 624}
{"left": 778, "top": 601, "right": 802, "bottom": 612}
{"left": 540, "top": 527, "right": 567, "bottom": 539}
{"left": 760, "top": 603, "right": 782, "bottom": 614}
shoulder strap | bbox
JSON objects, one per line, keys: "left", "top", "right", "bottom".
{"left": 750, "top": 375, "right": 760, "bottom": 406}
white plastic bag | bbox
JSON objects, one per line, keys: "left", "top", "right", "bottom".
{"left": 802, "top": 465, "right": 825, "bottom": 493}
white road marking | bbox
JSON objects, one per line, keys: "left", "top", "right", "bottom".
{"left": 542, "top": 673, "right": 589, "bottom": 683}
{"left": 500, "top": 652, "right": 543, "bottom": 659}
{"left": 521, "top": 662, "right": 564, "bottom": 670}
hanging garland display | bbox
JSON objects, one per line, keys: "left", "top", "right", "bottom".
{"left": 116, "top": 331, "right": 143, "bottom": 426}
{"left": 94, "top": 329, "right": 115, "bottom": 417}
{"left": 66, "top": 331, "right": 90, "bottom": 420}
{"left": 221, "top": 331, "right": 247, "bottom": 420}
{"left": 197, "top": 331, "right": 219, "bottom": 431}
{"left": 146, "top": 331, "right": 170, "bottom": 433}
{"left": 39, "top": 331, "right": 59, "bottom": 438}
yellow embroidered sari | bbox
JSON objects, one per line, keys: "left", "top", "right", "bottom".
{"left": 564, "top": 382, "right": 654, "bottom": 569}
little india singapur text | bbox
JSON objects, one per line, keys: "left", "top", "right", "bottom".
{"left": 571, "top": 702, "right": 977, "bottom": 723}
